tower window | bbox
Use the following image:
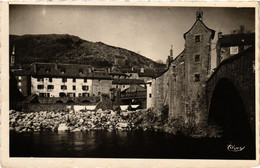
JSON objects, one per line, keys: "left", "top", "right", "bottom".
{"left": 195, "top": 54, "right": 200, "bottom": 62}
{"left": 73, "top": 78, "right": 76, "bottom": 82}
{"left": 84, "top": 78, "right": 87, "bottom": 83}
{"left": 149, "top": 93, "right": 152, "bottom": 98}
{"left": 195, "top": 74, "right": 200, "bottom": 82}
{"left": 73, "top": 86, "right": 76, "bottom": 90}
{"left": 195, "top": 35, "right": 200, "bottom": 43}
{"left": 49, "top": 78, "right": 52, "bottom": 82}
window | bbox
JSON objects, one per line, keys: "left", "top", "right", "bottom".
{"left": 84, "top": 78, "right": 87, "bottom": 83}
{"left": 67, "top": 93, "right": 75, "bottom": 97}
{"left": 79, "top": 68, "right": 83, "bottom": 74}
{"left": 18, "top": 76, "right": 22, "bottom": 80}
{"left": 73, "top": 78, "right": 76, "bottom": 83}
{"left": 47, "top": 85, "right": 54, "bottom": 90}
{"left": 62, "top": 78, "right": 67, "bottom": 82}
{"left": 195, "top": 74, "right": 200, "bottom": 82}
{"left": 83, "top": 93, "right": 89, "bottom": 97}
{"left": 37, "top": 78, "right": 43, "bottom": 82}
{"left": 39, "top": 93, "right": 50, "bottom": 97}
{"left": 149, "top": 93, "right": 152, "bottom": 98}
{"left": 195, "top": 54, "right": 200, "bottom": 62}
{"left": 230, "top": 46, "right": 238, "bottom": 55}
{"left": 49, "top": 77, "right": 52, "bottom": 82}
{"left": 82, "top": 85, "right": 89, "bottom": 91}
{"left": 61, "top": 85, "right": 67, "bottom": 90}
{"left": 173, "top": 75, "right": 177, "bottom": 82}
{"left": 39, "top": 93, "right": 45, "bottom": 97}
{"left": 195, "top": 35, "right": 200, "bottom": 43}
{"left": 73, "top": 86, "right": 76, "bottom": 90}
{"left": 98, "top": 92, "right": 101, "bottom": 95}
{"left": 37, "top": 85, "right": 44, "bottom": 89}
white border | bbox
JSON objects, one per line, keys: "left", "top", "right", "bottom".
{"left": 1, "top": 2, "right": 259, "bottom": 168}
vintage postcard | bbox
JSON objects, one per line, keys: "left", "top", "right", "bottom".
{"left": 1, "top": 1, "right": 259, "bottom": 168}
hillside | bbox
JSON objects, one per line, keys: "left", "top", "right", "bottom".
{"left": 10, "top": 34, "right": 166, "bottom": 69}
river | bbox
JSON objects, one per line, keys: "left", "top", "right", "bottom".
{"left": 10, "top": 130, "right": 255, "bottom": 159}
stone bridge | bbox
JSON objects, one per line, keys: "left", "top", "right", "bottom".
{"left": 206, "top": 47, "right": 255, "bottom": 145}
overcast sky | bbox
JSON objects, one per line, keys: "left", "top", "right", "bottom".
{"left": 10, "top": 5, "right": 255, "bottom": 68}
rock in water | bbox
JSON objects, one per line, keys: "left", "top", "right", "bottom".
{"left": 58, "top": 123, "right": 68, "bottom": 131}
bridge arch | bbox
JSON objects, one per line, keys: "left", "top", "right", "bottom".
{"left": 208, "top": 78, "right": 252, "bottom": 145}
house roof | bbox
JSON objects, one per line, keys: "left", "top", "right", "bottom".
{"left": 28, "top": 63, "right": 111, "bottom": 79}
{"left": 183, "top": 19, "right": 215, "bottom": 40}
{"left": 121, "top": 85, "right": 146, "bottom": 93}
{"left": 118, "top": 67, "right": 160, "bottom": 78}
{"left": 217, "top": 33, "right": 255, "bottom": 47}
{"left": 112, "top": 79, "right": 145, "bottom": 85}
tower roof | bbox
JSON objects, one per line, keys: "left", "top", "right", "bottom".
{"left": 183, "top": 9, "right": 215, "bottom": 40}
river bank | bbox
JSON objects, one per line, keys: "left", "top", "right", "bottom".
{"left": 9, "top": 109, "right": 222, "bottom": 138}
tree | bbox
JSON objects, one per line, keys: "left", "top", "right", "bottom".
{"left": 156, "top": 59, "right": 164, "bottom": 64}
{"left": 232, "top": 25, "right": 251, "bottom": 34}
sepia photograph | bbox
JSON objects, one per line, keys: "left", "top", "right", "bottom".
{"left": 1, "top": 2, "right": 259, "bottom": 167}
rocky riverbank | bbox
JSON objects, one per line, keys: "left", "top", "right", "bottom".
{"left": 9, "top": 109, "right": 222, "bottom": 138}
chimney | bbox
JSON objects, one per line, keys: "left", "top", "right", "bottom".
{"left": 218, "top": 32, "right": 223, "bottom": 39}
{"left": 170, "top": 45, "right": 173, "bottom": 57}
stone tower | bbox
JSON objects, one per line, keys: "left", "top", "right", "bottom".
{"left": 183, "top": 8, "right": 215, "bottom": 124}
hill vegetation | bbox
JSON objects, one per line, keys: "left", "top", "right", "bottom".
{"left": 10, "top": 34, "right": 166, "bottom": 69}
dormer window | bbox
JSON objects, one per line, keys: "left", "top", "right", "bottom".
{"left": 61, "top": 68, "right": 66, "bottom": 74}
{"left": 45, "top": 68, "right": 51, "bottom": 73}
{"left": 79, "top": 68, "right": 83, "bottom": 74}
{"left": 195, "top": 35, "right": 200, "bottom": 43}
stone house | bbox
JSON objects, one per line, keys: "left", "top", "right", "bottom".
{"left": 216, "top": 32, "right": 255, "bottom": 66}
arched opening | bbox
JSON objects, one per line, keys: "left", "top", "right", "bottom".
{"left": 208, "top": 78, "right": 254, "bottom": 157}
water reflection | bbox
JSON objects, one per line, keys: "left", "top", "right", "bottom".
{"left": 10, "top": 130, "right": 255, "bottom": 159}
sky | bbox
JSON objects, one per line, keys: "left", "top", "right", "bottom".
{"left": 10, "top": 5, "right": 255, "bottom": 68}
